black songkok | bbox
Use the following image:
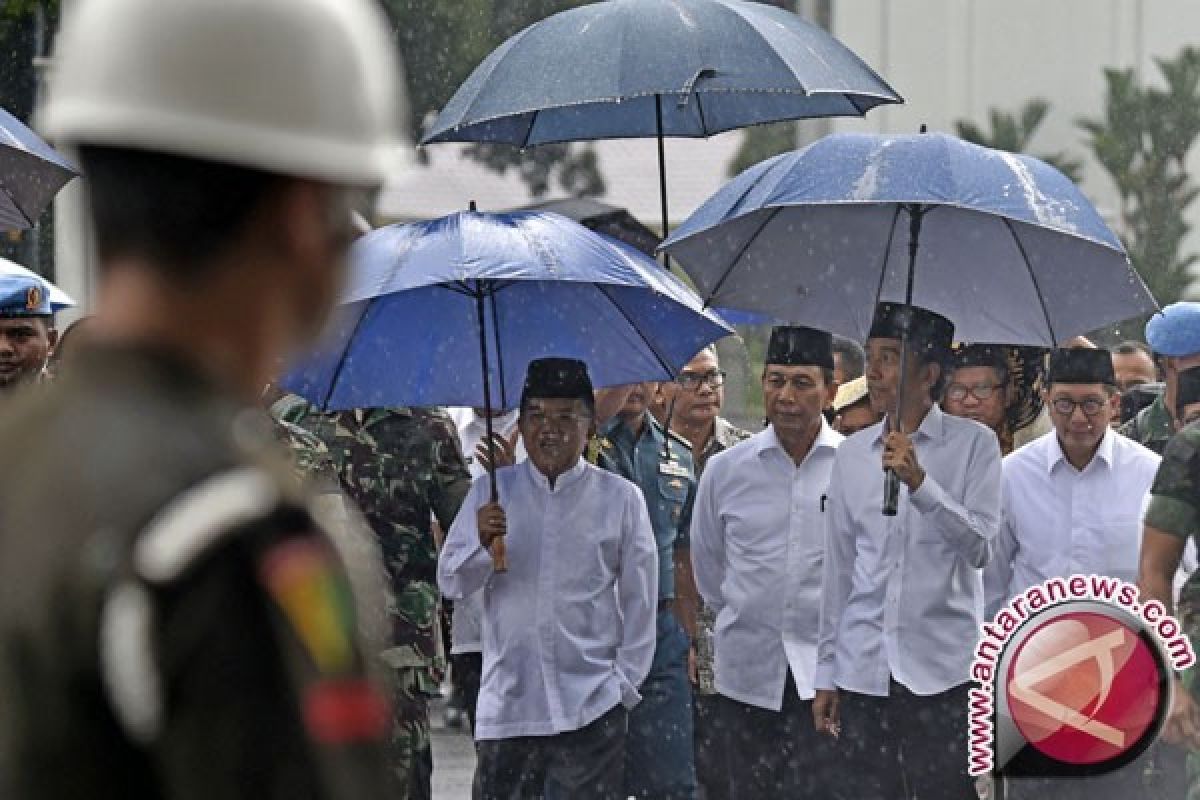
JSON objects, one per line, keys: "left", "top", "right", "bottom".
{"left": 766, "top": 326, "right": 834, "bottom": 370}
{"left": 951, "top": 343, "right": 1009, "bottom": 374}
{"left": 521, "top": 357, "right": 594, "bottom": 406}
{"left": 1046, "top": 348, "right": 1116, "bottom": 386}
{"left": 868, "top": 302, "right": 954, "bottom": 359}
{"left": 1176, "top": 366, "right": 1200, "bottom": 415}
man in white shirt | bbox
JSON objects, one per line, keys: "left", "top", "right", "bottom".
{"left": 985, "top": 348, "right": 1160, "bottom": 616}
{"left": 991, "top": 348, "right": 1161, "bottom": 798}
{"left": 814, "top": 303, "right": 1002, "bottom": 800}
{"left": 438, "top": 358, "right": 658, "bottom": 800}
{"left": 692, "top": 326, "right": 843, "bottom": 797}
{"left": 444, "top": 406, "right": 526, "bottom": 732}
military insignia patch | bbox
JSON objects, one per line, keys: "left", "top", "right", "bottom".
{"left": 25, "top": 286, "right": 41, "bottom": 312}
{"left": 260, "top": 537, "right": 356, "bottom": 675}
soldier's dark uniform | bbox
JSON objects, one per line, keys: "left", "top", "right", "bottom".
{"left": 284, "top": 403, "right": 471, "bottom": 800}
{"left": 0, "top": 345, "right": 391, "bottom": 799}
{"left": 1145, "top": 421, "right": 1200, "bottom": 800}
{"left": 596, "top": 411, "right": 698, "bottom": 800}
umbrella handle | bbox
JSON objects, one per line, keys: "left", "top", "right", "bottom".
{"left": 882, "top": 469, "right": 900, "bottom": 516}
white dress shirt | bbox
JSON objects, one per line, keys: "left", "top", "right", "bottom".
{"left": 985, "top": 429, "right": 1160, "bottom": 617}
{"left": 816, "top": 405, "right": 1002, "bottom": 697}
{"left": 438, "top": 458, "right": 658, "bottom": 740}
{"left": 692, "top": 422, "right": 843, "bottom": 710}
{"left": 445, "top": 407, "right": 527, "bottom": 655}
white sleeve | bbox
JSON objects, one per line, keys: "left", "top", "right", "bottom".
{"left": 437, "top": 478, "right": 493, "bottom": 600}
{"left": 909, "top": 429, "right": 1002, "bottom": 568}
{"left": 816, "top": 454, "right": 853, "bottom": 691}
{"left": 689, "top": 461, "right": 726, "bottom": 614}
{"left": 615, "top": 487, "right": 659, "bottom": 707}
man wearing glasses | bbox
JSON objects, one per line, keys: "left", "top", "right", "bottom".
{"left": 984, "top": 347, "right": 1159, "bottom": 617}
{"left": 657, "top": 346, "right": 750, "bottom": 800}
{"left": 988, "top": 348, "right": 1162, "bottom": 795}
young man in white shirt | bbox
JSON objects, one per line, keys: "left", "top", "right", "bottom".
{"left": 692, "top": 326, "right": 843, "bottom": 797}
{"left": 814, "top": 303, "right": 1002, "bottom": 800}
{"left": 438, "top": 358, "right": 658, "bottom": 800}
{"left": 991, "top": 348, "right": 1162, "bottom": 798}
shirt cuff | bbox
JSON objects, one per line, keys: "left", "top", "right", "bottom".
{"left": 908, "top": 473, "right": 948, "bottom": 514}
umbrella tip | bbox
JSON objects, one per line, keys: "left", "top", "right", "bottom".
{"left": 469, "top": 200, "right": 478, "bottom": 212}
{"left": 919, "top": 123, "right": 928, "bottom": 134}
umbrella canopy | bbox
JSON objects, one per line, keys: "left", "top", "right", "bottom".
{"left": 423, "top": 0, "right": 900, "bottom": 146}
{"left": 282, "top": 209, "right": 733, "bottom": 412}
{"left": 513, "top": 197, "right": 662, "bottom": 257}
{"left": 662, "top": 131, "right": 1157, "bottom": 346}
{"left": 0, "top": 107, "right": 79, "bottom": 230}
{"left": 422, "top": 0, "right": 901, "bottom": 248}
{"left": 0, "top": 257, "right": 74, "bottom": 310}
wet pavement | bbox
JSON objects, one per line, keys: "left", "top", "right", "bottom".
{"left": 431, "top": 697, "right": 477, "bottom": 799}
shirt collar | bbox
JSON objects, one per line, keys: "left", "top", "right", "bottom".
{"left": 872, "top": 403, "right": 944, "bottom": 445}
{"left": 756, "top": 419, "right": 840, "bottom": 463}
{"left": 601, "top": 411, "right": 657, "bottom": 445}
{"left": 525, "top": 457, "right": 587, "bottom": 492}
{"left": 1046, "top": 427, "right": 1115, "bottom": 474}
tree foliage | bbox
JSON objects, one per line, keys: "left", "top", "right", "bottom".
{"left": 955, "top": 98, "right": 1084, "bottom": 182}
{"left": 381, "top": 0, "right": 604, "bottom": 198}
{"left": 1079, "top": 47, "right": 1200, "bottom": 305}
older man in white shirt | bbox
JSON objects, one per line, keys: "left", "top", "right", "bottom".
{"left": 439, "top": 358, "right": 658, "bottom": 800}
{"left": 814, "top": 303, "right": 1002, "bottom": 800}
{"left": 692, "top": 326, "right": 843, "bottom": 797}
{"left": 989, "top": 347, "right": 1163, "bottom": 799}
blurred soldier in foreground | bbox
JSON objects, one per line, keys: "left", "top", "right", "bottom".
{"left": 0, "top": 0, "right": 405, "bottom": 797}
{"left": 0, "top": 272, "right": 56, "bottom": 395}
{"left": 439, "top": 358, "right": 658, "bottom": 800}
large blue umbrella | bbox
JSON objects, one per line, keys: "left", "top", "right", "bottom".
{"left": 284, "top": 210, "right": 732, "bottom": 499}
{"left": 662, "top": 131, "right": 1156, "bottom": 345}
{"left": 662, "top": 130, "right": 1156, "bottom": 512}
{"left": 0, "top": 107, "right": 78, "bottom": 230}
{"left": 422, "top": 0, "right": 901, "bottom": 245}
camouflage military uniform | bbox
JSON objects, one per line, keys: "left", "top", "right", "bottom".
{"left": 284, "top": 403, "right": 471, "bottom": 800}
{"left": 1120, "top": 392, "right": 1175, "bottom": 455}
{"left": 1144, "top": 421, "right": 1200, "bottom": 800}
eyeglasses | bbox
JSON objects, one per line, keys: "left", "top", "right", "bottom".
{"left": 523, "top": 410, "right": 591, "bottom": 429}
{"left": 677, "top": 370, "right": 726, "bottom": 390}
{"left": 1051, "top": 397, "right": 1109, "bottom": 417}
{"left": 944, "top": 383, "right": 1004, "bottom": 402}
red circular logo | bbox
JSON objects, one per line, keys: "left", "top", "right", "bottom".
{"left": 1005, "top": 611, "right": 1163, "bottom": 765}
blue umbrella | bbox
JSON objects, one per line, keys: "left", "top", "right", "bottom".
{"left": 0, "top": 107, "right": 79, "bottom": 230}
{"left": 662, "top": 130, "right": 1156, "bottom": 513}
{"left": 662, "top": 130, "right": 1156, "bottom": 345}
{"left": 283, "top": 209, "right": 733, "bottom": 497}
{"left": 422, "top": 0, "right": 901, "bottom": 247}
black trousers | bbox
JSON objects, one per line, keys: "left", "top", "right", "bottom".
{"left": 450, "top": 651, "right": 483, "bottom": 733}
{"left": 722, "top": 671, "right": 843, "bottom": 799}
{"left": 476, "top": 705, "right": 628, "bottom": 800}
{"left": 694, "top": 692, "right": 730, "bottom": 800}
{"left": 838, "top": 680, "right": 976, "bottom": 800}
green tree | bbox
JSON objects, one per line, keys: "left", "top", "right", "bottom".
{"left": 381, "top": 0, "right": 604, "bottom": 199}
{"left": 955, "top": 99, "right": 1084, "bottom": 182}
{"left": 1079, "top": 47, "right": 1200, "bottom": 305}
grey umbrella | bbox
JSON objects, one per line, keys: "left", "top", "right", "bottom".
{"left": 422, "top": 0, "right": 901, "bottom": 246}
{"left": 0, "top": 107, "right": 78, "bottom": 230}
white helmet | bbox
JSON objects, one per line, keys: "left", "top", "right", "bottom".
{"left": 38, "top": 0, "right": 409, "bottom": 187}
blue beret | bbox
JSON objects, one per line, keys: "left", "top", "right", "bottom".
{"left": 1146, "top": 302, "right": 1200, "bottom": 357}
{"left": 0, "top": 273, "right": 52, "bottom": 318}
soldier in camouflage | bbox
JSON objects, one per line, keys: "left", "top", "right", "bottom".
{"left": 284, "top": 403, "right": 472, "bottom": 800}
{"left": 1120, "top": 303, "right": 1200, "bottom": 454}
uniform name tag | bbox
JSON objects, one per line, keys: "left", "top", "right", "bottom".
{"left": 658, "top": 462, "right": 689, "bottom": 478}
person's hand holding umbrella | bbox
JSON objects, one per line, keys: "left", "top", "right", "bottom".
{"left": 477, "top": 501, "right": 508, "bottom": 572}
{"left": 882, "top": 428, "right": 925, "bottom": 492}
